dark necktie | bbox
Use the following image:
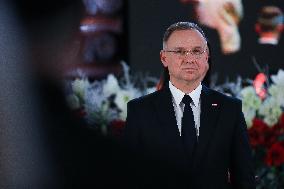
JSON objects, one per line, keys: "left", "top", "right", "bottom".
{"left": 181, "top": 95, "right": 197, "bottom": 159}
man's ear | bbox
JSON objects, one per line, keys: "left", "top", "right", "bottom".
{"left": 160, "top": 50, "right": 168, "bottom": 67}
{"left": 205, "top": 47, "right": 210, "bottom": 62}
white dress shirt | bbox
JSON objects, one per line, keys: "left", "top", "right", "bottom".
{"left": 169, "top": 81, "right": 202, "bottom": 137}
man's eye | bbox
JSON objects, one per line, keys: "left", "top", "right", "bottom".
{"left": 175, "top": 50, "right": 184, "bottom": 55}
{"left": 192, "top": 49, "right": 202, "bottom": 55}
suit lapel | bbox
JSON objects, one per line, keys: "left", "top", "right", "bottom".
{"left": 193, "top": 86, "right": 221, "bottom": 168}
{"left": 154, "top": 87, "right": 181, "bottom": 145}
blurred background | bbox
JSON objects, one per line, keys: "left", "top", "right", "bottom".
{"left": 7, "top": 0, "right": 280, "bottom": 83}
{"left": 57, "top": 0, "right": 283, "bottom": 83}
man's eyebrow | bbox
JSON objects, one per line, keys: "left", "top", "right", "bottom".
{"left": 171, "top": 46, "right": 204, "bottom": 50}
{"left": 171, "top": 47, "right": 186, "bottom": 50}
{"left": 191, "top": 45, "right": 205, "bottom": 49}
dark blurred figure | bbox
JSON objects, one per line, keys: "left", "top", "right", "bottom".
{"left": 255, "top": 5, "right": 283, "bottom": 45}
{"left": 230, "top": 0, "right": 284, "bottom": 80}
{"left": 0, "top": 1, "right": 54, "bottom": 188}
{"left": 180, "top": 0, "right": 283, "bottom": 82}
{"left": 234, "top": 3, "right": 284, "bottom": 80}
{"left": 252, "top": 5, "right": 284, "bottom": 75}
{"left": 1, "top": 0, "right": 133, "bottom": 188}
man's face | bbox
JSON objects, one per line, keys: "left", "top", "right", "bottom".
{"left": 160, "top": 29, "right": 209, "bottom": 87}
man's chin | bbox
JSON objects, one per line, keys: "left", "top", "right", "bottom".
{"left": 183, "top": 76, "right": 200, "bottom": 83}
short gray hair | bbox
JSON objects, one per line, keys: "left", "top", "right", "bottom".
{"left": 162, "top": 22, "right": 207, "bottom": 48}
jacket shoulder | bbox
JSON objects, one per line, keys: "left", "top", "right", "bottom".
{"left": 128, "top": 90, "right": 162, "bottom": 106}
{"left": 204, "top": 86, "right": 242, "bottom": 106}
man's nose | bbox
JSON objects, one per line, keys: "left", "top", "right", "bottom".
{"left": 183, "top": 51, "right": 195, "bottom": 61}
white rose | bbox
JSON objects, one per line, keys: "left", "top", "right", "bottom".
{"left": 103, "top": 74, "right": 121, "bottom": 97}
{"left": 66, "top": 94, "right": 80, "bottom": 109}
{"left": 268, "top": 84, "right": 284, "bottom": 107}
{"left": 258, "top": 97, "right": 282, "bottom": 126}
{"left": 242, "top": 109, "right": 256, "bottom": 128}
{"left": 240, "top": 86, "right": 261, "bottom": 110}
{"left": 114, "top": 88, "right": 141, "bottom": 120}
{"left": 72, "top": 78, "right": 90, "bottom": 100}
{"left": 271, "top": 69, "right": 284, "bottom": 86}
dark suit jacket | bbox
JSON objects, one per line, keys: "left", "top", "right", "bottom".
{"left": 252, "top": 43, "right": 284, "bottom": 75}
{"left": 124, "top": 85, "right": 255, "bottom": 189}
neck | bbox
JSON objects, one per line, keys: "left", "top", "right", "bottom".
{"left": 170, "top": 79, "right": 200, "bottom": 94}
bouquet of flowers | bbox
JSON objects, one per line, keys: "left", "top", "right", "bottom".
{"left": 213, "top": 69, "right": 284, "bottom": 189}
{"left": 66, "top": 61, "right": 157, "bottom": 137}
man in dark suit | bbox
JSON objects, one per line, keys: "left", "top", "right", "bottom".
{"left": 124, "top": 22, "right": 255, "bottom": 189}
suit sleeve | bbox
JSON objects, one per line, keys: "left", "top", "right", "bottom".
{"left": 230, "top": 100, "right": 256, "bottom": 189}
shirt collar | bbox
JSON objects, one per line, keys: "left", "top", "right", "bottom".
{"left": 169, "top": 81, "right": 202, "bottom": 107}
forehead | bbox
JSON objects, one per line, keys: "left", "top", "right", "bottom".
{"left": 166, "top": 29, "right": 207, "bottom": 48}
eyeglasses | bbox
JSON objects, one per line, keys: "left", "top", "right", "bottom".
{"left": 163, "top": 47, "right": 207, "bottom": 59}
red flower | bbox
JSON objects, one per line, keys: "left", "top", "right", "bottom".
{"left": 275, "top": 113, "right": 284, "bottom": 132}
{"left": 264, "top": 141, "right": 284, "bottom": 167}
{"left": 109, "top": 120, "right": 126, "bottom": 138}
{"left": 248, "top": 118, "right": 273, "bottom": 148}
{"left": 74, "top": 108, "right": 86, "bottom": 118}
{"left": 272, "top": 123, "right": 284, "bottom": 137}
{"left": 279, "top": 113, "right": 284, "bottom": 125}
{"left": 269, "top": 113, "right": 284, "bottom": 138}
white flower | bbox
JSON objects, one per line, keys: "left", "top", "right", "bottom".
{"left": 102, "top": 74, "right": 121, "bottom": 97}
{"left": 66, "top": 62, "right": 158, "bottom": 135}
{"left": 258, "top": 97, "right": 282, "bottom": 126}
{"left": 268, "top": 84, "right": 284, "bottom": 107}
{"left": 71, "top": 78, "right": 90, "bottom": 100}
{"left": 240, "top": 86, "right": 256, "bottom": 98}
{"left": 211, "top": 69, "right": 284, "bottom": 129}
{"left": 84, "top": 86, "right": 117, "bottom": 125}
{"left": 271, "top": 69, "right": 284, "bottom": 86}
{"left": 84, "top": 83, "right": 105, "bottom": 112}
{"left": 66, "top": 94, "right": 80, "bottom": 109}
{"left": 114, "top": 88, "right": 141, "bottom": 120}
{"left": 242, "top": 109, "right": 256, "bottom": 128}
{"left": 240, "top": 86, "right": 262, "bottom": 127}
{"left": 240, "top": 86, "right": 262, "bottom": 110}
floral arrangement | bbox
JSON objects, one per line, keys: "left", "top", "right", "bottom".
{"left": 66, "top": 62, "right": 284, "bottom": 188}
{"left": 66, "top": 61, "right": 157, "bottom": 136}
{"left": 213, "top": 69, "right": 284, "bottom": 188}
